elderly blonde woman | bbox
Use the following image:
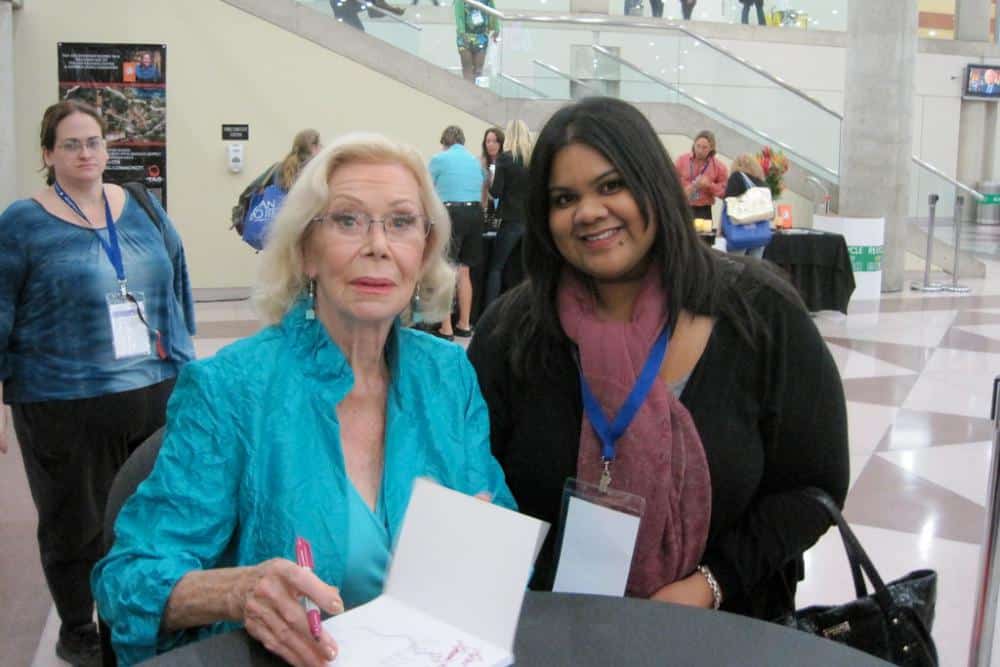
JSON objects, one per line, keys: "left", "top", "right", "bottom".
{"left": 92, "top": 133, "right": 516, "bottom": 667}
{"left": 723, "top": 153, "right": 770, "bottom": 257}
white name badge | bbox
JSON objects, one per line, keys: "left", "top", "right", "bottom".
{"left": 552, "top": 478, "right": 644, "bottom": 597}
{"left": 106, "top": 292, "right": 152, "bottom": 359}
{"left": 469, "top": 8, "right": 485, "bottom": 26}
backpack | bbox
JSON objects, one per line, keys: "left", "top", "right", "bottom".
{"left": 230, "top": 164, "right": 281, "bottom": 247}
{"left": 122, "top": 182, "right": 165, "bottom": 237}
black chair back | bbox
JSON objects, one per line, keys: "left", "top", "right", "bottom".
{"left": 99, "top": 426, "right": 166, "bottom": 666}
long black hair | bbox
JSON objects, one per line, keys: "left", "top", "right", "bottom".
{"left": 497, "top": 97, "right": 762, "bottom": 378}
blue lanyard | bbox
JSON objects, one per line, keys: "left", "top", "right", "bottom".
{"left": 689, "top": 157, "right": 711, "bottom": 182}
{"left": 54, "top": 182, "right": 127, "bottom": 296}
{"left": 577, "top": 326, "right": 670, "bottom": 463}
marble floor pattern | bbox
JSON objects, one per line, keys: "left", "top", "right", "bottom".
{"left": 5, "top": 258, "right": 1000, "bottom": 666}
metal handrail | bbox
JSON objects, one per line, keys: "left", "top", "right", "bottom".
{"left": 532, "top": 59, "right": 603, "bottom": 95}
{"left": 462, "top": 0, "right": 842, "bottom": 121}
{"left": 590, "top": 44, "right": 838, "bottom": 179}
{"left": 499, "top": 72, "right": 549, "bottom": 99}
{"left": 911, "top": 155, "right": 984, "bottom": 201}
{"left": 361, "top": 1, "right": 423, "bottom": 30}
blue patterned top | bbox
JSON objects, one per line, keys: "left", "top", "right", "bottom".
{"left": 0, "top": 192, "right": 196, "bottom": 403}
{"left": 92, "top": 302, "right": 516, "bottom": 665}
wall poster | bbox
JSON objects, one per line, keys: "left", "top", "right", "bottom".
{"left": 57, "top": 42, "right": 168, "bottom": 208}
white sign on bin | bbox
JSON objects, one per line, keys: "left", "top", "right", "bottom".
{"left": 812, "top": 215, "right": 885, "bottom": 301}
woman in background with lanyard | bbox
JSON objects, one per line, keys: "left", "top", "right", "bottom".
{"left": 675, "top": 129, "right": 728, "bottom": 223}
{"left": 0, "top": 100, "right": 195, "bottom": 667}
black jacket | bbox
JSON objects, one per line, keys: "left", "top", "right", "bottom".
{"left": 468, "top": 261, "right": 849, "bottom": 619}
{"left": 725, "top": 171, "right": 768, "bottom": 199}
{"left": 489, "top": 151, "right": 530, "bottom": 225}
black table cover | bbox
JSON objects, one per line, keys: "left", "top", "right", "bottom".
{"left": 763, "top": 229, "right": 856, "bottom": 313}
{"left": 141, "top": 592, "right": 890, "bottom": 666}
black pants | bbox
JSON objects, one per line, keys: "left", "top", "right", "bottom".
{"left": 330, "top": 0, "right": 365, "bottom": 31}
{"left": 741, "top": 0, "right": 765, "bottom": 25}
{"left": 680, "top": 0, "right": 695, "bottom": 19}
{"left": 691, "top": 204, "right": 713, "bottom": 221}
{"left": 484, "top": 221, "right": 524, "bottom": 308}
{"left": 12, "top": 379, "right": 175, "bottom": 634}
{"left": 649, "top": 0, "right": 663, "bottom": 17}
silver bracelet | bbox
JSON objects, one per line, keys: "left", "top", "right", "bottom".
{"left": 697, "top": 564, "right": 723, "bottom": 610}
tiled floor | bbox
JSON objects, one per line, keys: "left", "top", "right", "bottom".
{"left": 4, "top": 243, "right": 1000, "bottom": 666}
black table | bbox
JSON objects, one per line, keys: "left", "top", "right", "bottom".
{"left": 141, "top": 592, "right": 890, "bottom": 666}
{"left": 763, "top": 229, "right": 856, "bottom": 314}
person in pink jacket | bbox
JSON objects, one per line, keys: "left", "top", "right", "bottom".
{"left": 675, "top": 130, "right": 728, "bottom": 224}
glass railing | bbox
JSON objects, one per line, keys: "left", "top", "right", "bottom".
{"left": 909, "top": 156, "right": 983, "bottom": 231}
{"left": 470, "top": 5, "right": 843, "bottom": 177}
{"left": 908, "top": 156, "right": 986, "bottom": 276}
{"left": 294, "top": 0, "right": 986, "bottom": 216}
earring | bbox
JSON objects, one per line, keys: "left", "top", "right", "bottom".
{"left": 410, "top": 282, "right": 423, "bottom": 325}
{"left": 305, "top": 280, "right": 316, "bottom": 320}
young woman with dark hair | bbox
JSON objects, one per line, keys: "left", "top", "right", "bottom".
{"left": 468, "top": 97, "right": 848, "bottom": 620}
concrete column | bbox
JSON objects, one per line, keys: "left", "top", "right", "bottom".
{"left": 955, "top": 0, "right": 997, "bottom": 222}
{"left": 839, "top": 0, "right": 918, "bottom": 293}
{"left": 0, "top": 1, "right": 15, "bottom": 210}
{"left": 955, "top": 0, "right": 993, "bottom": 42}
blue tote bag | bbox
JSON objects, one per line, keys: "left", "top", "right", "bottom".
{"left": 241, "top": 183, "right": 287, "bottom": 251}
{"left": 722, "top": 200, "right": 773, "bottom": 251}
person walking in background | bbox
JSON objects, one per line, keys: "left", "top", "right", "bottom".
{"left": 483, "top": 120, "right": 532, "bottom": 308}
{"left": 679, "top": 0, "right": 696, "bottom": 19}
{"left": 0, "top": 100, "right": 196, "bottom": 667}
{"left": 329, "top": 0, "right": 404, "bottom": 32}
{"left": 454, "top": 0, "right": 500, "bottom": 83}
{"left": 675, "top": 130, "right": 728, "bottom": 224}
{"left": 740, "top": 0, "right": 766, "bottom": 25}
{"left": 234, "top": 129, "right": 322, "bottom": 251}
{"left": 480, "top": 126, "right": 504, "bottom": 223}
{"left": 275, "top": 129, "right": 323, "bottom": 191}
{"left": 723, "top": 153, "right": 771, "bottom": 257}
{"left": 428, "top": 125, "right": 485, "bottom": 340}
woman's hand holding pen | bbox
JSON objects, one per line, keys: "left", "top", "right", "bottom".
{"left": 230, "top": 558, "right": 343, "bottom": 667}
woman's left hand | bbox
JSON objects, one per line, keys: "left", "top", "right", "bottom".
{"left": 491, "top": 31, "right": 499, "bottom": 43}
{"left": 648, "top": 572, "right": 714, "bottom": 609}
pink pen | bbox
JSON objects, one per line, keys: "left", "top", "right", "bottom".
{"left": 294, "top": 536, "right": 323, "bottom": 641}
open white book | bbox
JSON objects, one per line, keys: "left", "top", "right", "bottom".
{"left": 323, "top": 479, "right": 549, "bottom": 666}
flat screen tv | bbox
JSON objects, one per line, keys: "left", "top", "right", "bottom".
{"left": 964, "top": 64, "right": 1000, "bottom": 101}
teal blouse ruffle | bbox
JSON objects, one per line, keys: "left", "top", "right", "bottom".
{"left": 92, "top": 301, "right": 515, "bottom": 666}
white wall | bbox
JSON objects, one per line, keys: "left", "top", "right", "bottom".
{"left": 11, "top": 0, "right": 975, "bottom": 290}
{"left": 11, "top": 0, "right": 494, "bottom": 288}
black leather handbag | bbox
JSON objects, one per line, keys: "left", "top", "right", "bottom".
{"left": 776, "top": 488, "right": 939, "bottom": 666}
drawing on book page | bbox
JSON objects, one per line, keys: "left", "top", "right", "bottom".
{"left": 349, "top": 627, "right": 485, "bottom": 666}
{"left": 325, "top": 596, "right": 511, "bottom": 667}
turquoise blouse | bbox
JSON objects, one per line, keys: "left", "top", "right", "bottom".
{"left": 341, "top": 482, "right": 391, "bottom": 609}
{"left": 92, "top": 301, "right": 515, "bottom": 666}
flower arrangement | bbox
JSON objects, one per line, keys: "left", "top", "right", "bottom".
{"left": 756, "top": 146, "right": 789, "bottom": 198}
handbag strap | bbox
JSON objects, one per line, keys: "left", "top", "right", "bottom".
{"left": 122, "top": 182, "right": 165, "bottom": 239}
{"left": 740, "top": 172, "right": 755, "bottom": 190}
{"left": 802, "top": 488, "right": 894, "bottom": 613}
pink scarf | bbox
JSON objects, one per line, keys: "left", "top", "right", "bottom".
{"left": 557, "top": 267, "right": 711, "bottom": 598}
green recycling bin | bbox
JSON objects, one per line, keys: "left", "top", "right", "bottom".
{"left": 978, "top": 182, "right": 1000, "bottom": 225}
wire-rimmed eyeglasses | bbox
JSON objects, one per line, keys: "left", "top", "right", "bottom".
{"left": 311, "top": 210, "right": 432, "bottom": 243}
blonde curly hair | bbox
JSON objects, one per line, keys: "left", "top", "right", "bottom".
{"left": 255, "top": 132, "right": 455, "bottom": 325}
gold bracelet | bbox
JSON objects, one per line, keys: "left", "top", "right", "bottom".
{"left": 697, "top": 564, "right": 723, "bottom": 610}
